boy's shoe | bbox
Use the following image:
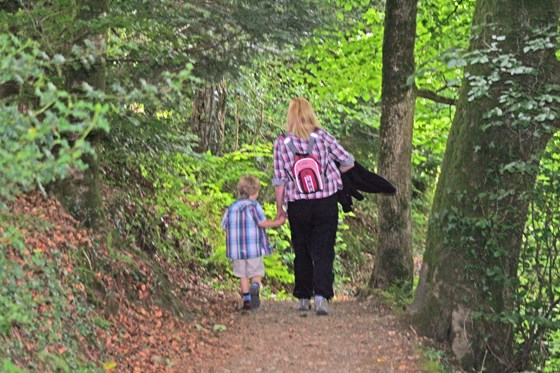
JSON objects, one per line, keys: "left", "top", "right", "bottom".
{"left": 242, "top": 300, "right": 252, "bottom": 310}
{"left": 297, "top": 298, "right": 311, "bottom": 311}
{"left": 315, "top": 298, "right": 328, "bottom": 316}
{"left": 249, "top": 283, "right": 260, "bottom": 309}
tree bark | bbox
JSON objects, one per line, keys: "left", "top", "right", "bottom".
{"left": 410, "top": 1, "right": 560, "bottom": 371}
{"left": 191, "top": 80, "right": 228, "bottom": 155}
{"left": 52, "top": 0, "right": 109, "bottom": 227}
{"left": 369, "top": 0, "right": 417, "bottom": 292}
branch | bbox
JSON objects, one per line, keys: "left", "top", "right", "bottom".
{"left": 415, "top": 86, "right": 456, "bottom": 106}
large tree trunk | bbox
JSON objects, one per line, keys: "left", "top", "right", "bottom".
{"left": 369, "top": 0, "right": 417, "bottom": 291}
{"left": 410, "top": 1, "right": 560, "bottom": 371}
{"left": 191, "top": 80, "right": 228, "bottom": 155}
{"left": 52, "top": 0, "right": 109, "bottom": 227}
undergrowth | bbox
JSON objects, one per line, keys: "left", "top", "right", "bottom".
{"left": 0, "top": 206, "right": 100, "bottom": 372}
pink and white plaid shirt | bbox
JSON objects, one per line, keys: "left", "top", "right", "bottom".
{"left": 272, "top": 128, "right": 354, "bottom": 202}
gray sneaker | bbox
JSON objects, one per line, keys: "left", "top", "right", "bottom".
{"left": 297, "top": 298, "right": 311, "bottom": 311}
{"left": 250, "top": 283, "right": 260, "bottom": 309}
{"left": 315, "top": 298, "right": 328, "bottom": 316}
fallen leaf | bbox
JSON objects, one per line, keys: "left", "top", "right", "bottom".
{"left": 213, "top": 324, "right": 227, "bottom": 332}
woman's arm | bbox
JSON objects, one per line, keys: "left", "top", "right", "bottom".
{"left": 323, "top": 130, "right": 355, "bottom": 171}
{"left": 272, "top": 138, "right": 288, "bottom": 218}
{"left": 339, "top": 163, "right": 355, "bottom": 173}
{"left": 275, "top": 185, "right": 286, "bottom": 218}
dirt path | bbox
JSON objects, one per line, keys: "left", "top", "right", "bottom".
{"left": 185, "top": 297, "right": 425, "bottom": 372}
{"left": 11, "top": 193, "right": 427, "bottom": 372}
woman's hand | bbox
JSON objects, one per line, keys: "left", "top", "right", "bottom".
{"left": 339, "top": 162, "right": 355, "bottom": 173}
{"left": 276, "top": 207, "right": 286, "bottom": 219}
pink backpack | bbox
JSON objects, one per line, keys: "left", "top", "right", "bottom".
{"left": 283, "top": 132, "right": 324, "bottom": 194}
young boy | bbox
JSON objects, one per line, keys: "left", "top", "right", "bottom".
{"left": 222, "top": 175, "right": 286, "bottom": 310}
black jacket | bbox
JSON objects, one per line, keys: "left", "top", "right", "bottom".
{"left": 337, "top": 161, "right": 396, "bottom": 212}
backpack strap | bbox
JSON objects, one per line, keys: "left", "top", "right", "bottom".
{"left": 283, "top": 131, "right": 319, "bottom": 156}
{"left": 307, "top": 132, "right": 318, "bottom": 154}
{"left": 283, "top": 136, "right": 301, "bottom": 155}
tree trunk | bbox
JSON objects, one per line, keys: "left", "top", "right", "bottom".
{"left": 52, "top": 0, "right": 109, "bottom": 227}
{"left": 369, "top": 0, "right": 417, "bottom": 292}
{"left": 191, "top": 80, "right": 228, "bottom": 155}
{"left": 234, "top": 94, "right": 240, "bottom": 151}
{"left": 410, "top": 1, "right": 560, "bottom": 371}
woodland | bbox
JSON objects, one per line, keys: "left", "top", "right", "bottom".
{"left": 1, "top": 0, "right": 560, "bottom": 372}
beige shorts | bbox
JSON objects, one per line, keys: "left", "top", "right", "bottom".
{"left": 232, "top": 257, "right": 265, "bottom": 278}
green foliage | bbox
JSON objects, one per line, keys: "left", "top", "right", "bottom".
{"left": 0, "top": 215, "right": 99, "bottom": 372}
{"left": 1, "top": 359, "right": 28, "bottom": 373}
{"left": 514, "top": 134, "right": 560, "bottom": 371}
{"left": 547, "top": 331, "right": 560, "bottom": 373}
{"left": 420, "top": 346, "right": 455, "bottom": 373}
{"left": 108, "top": 0, "right": 335, "bottom": 82}
{"left": 287, "top": 1, "right": 385, "bottom": 133}
{"left": 0, "top": 34, "right": 109, "bottom": 202}
{"left": 107, "top": 141, "right": 297, "bottom": 289}
{"left": 415, "top": 0, "right": 475, "bottom": 99}
{"left": 260, "top": 203, "right": 295, "bottom": 286}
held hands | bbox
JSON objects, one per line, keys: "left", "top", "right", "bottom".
{"left": 275, "top": 213, "right": 287, "bottom": 227}
{"left": 272, "top": 207, "right": 287, "bottom": 227}
{"left": 276, "top": 206, "right": 287, "bottom": 220}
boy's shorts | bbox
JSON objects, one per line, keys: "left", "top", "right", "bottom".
{"left": 232, "top": 257, "right": 265, "bottom": 278}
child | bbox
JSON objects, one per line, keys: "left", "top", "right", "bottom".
{"left": 222, "top": 175, "right": 286, "bottom": 310}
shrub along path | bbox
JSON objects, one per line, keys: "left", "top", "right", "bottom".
{"left": 186, "top": 296, "right": 425, "bottom": 372}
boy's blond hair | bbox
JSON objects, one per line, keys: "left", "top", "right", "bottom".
{"left": 237, "top": 175, "right": 261, "bottom": 199}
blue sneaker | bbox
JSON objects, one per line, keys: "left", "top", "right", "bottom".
{"left": 250, "top": 283, "right": 260, "bottom": 309}
{"left": 242, "top": 300, "right": 252, "bottom": 310}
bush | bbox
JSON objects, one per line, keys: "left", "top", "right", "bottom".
{"left": 0, "top": 34, "right": 109, "bottom": 203}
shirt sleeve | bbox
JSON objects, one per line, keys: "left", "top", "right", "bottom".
{"left": 272, "top": 137, "right": 288, "bottom": 186}
{"left": 324, "top": 131, "right": 354, "bottom": 167}
{"left": 254, "top": 203, "right": 267, "bottom": 224}
{"left": 221, "top": 210, "right": 229, "bottom": 229}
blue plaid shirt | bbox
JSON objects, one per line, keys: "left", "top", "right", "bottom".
{"left": 221, "top": 199, "right": 273, "bottom": 259}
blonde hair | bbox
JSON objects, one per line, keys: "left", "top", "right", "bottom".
{"left": 237, "top": 175, "right": 261, "bottom": 199}
{"left": 286, "top": 97, "right": 322, "bottom": 139}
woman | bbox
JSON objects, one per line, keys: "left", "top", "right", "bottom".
{"left": 273, "top": 97, "right": 354, "bottom": 316}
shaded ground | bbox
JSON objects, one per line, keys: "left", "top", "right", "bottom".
{"left": 186, "top": 296, "right": 424, "bottom": 373}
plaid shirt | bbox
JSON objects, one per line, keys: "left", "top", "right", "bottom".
{"left": 272, "top": 128, "right": 354, "bottom": 202}
{"left": 221, "top": 199, "right": 272, "bottom": 259}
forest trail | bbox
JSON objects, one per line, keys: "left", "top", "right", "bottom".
{"left": 186, "top": 297, "right": 425, "bottom": 373}
{"left": 4, "top": 194, "right": 427, "bottom": 372}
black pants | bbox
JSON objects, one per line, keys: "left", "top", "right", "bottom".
{"left": 287, "top": 194, "right": 338, "bottom": 300}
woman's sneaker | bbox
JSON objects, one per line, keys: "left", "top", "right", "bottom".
{"left": 315, "top": 298, "right": 328, "bottom": 316}
{"left": 249, "top": 283, "right": 260, "bottom": 309}
{"left": 297, "top": 298, "right": 311, "bottom": 311}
